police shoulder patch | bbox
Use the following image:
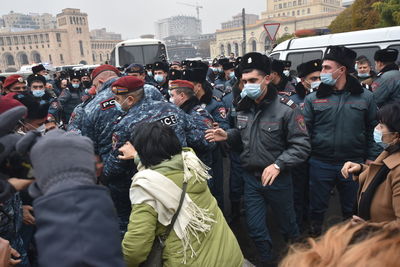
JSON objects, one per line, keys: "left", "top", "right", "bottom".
{"left": 100, "top": 97, "right": 116, "bottom": 110}
{"left": 280, "top": 97, "right": 297, "bottom": 109}
{"left": 212, "top": 95, "right": 221, "bottom": 102}
{"left": 218, "top": 107, "right": 227, "bottom": 119}
{"left": 158, "top": 114, "right": 178, "bottom": 126}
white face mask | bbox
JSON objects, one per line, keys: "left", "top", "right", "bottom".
{"left": 283, "top": 70, "right": 290, "bottom": 77}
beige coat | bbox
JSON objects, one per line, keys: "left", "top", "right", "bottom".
{"left": 355, "top": 150, "right": 400, "bottom": 222}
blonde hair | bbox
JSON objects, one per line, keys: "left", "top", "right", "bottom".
{"left": 279, "top": 221, "right": 400, "bottom": 267}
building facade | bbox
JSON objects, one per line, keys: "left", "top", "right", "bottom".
{"left": 221, "top": 13, "right": 259, "bottom": 30}
{"left": 155, "top": 15, "right": 202, "bottom": 40}
{"left": 0, "top": 8, "right": 121, "bottom": 73}
{"left": 211, "top": 0, "right": 345, "bottom": 58}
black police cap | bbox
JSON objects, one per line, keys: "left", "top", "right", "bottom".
{"left": 374, "top": 48, "right": 399, "bottom": 63}
{"left": 271, "top": 60, "right": 285, "bottom": 75}
{"left": 240, "top": 52, "right": 271, "bottom": 75}
{"left": 323, "top": 45, "right": 357, "bottom": 71}
{"left": 152, "top": 61, "right": 169, "bottom": 72}
{"left": 297, "top": 59, "right": 322, "bottom": 78}
{"left": 27, "top": 74, "right": 46, "bottom": 87}
{"left": 182, "top": 68, "right": 208, "bottom": 83}
{"left": 222, "top": 62, "right": 236, "bottom": 71}
{"left": 168, "top": 69, "right": 183, "bottom": 81}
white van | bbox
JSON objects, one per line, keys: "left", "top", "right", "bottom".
{"left": 270, "top": 26, "right": 400, "bottom": 72}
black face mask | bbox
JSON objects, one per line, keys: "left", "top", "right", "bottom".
{"left": 82, "top": 81, "right": 92, "bottom": 89}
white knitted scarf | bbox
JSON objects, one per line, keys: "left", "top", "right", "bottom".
{"left": 129, "top": 150, "right": 216, "bottom": 263}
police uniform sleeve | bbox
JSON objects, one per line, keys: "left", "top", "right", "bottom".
{"left": 365, "top": 94, "right": 382, "bottom": 160}
{"left": 47, "top": 98, "right": 62, "bottom": 121}
{"left": 181, "top": 111, "right": 215, "bottom": 153}
{"left": 144, "top": 84, "right": 164, "bottom": 101}
{"left": 302, "top": 94, "right": 314, "bottom": 134}
{"left": 274, "top": 107, "right": 311, "bottom": 170}
{"left": 211, "top": 100, "right": 230, "bottom": 130}
{"left": 66, "top": 103, "right": 85, "bottom": 134}
{"left": 373, "top": 75, "right": 400, "bottom": 108}
{"left": 102, "top": 128, "right": 135, "bottom": 184}
{"left": 57, "top": 88, "right": 72, "bottom": 108}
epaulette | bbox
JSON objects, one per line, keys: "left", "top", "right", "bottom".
{"left": 280, "top": 96, "right": 297, "bottom": 109}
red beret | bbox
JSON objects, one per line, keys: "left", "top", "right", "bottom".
{"left": 111, "top": 76, "right": 144, "bottom": 95}
{"left": 0, "top": 95, "right": 24, "bottom": 114}
{"left": 3, "top": 75, "right": 25, "bottom": 89}
{"left": 170, "top": 80, "right": 194, "bottom": 90}
{"left": 91, "top": 64, "right": 120, "bottom": 80}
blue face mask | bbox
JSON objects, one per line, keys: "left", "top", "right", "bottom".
{"left": 229, "top": 72, "right": 235, "bottom": 79}
{"left": 147, "top": 71, "right": 153, "bottom": 77}
{"left": 241, "top": 83, "right": 262, "bottom": 100}
{"left": 358, "top": 72, "right": 370, "bottom": 78}
{"left": 115, "top": 98, "right": 128, "bottom": 112}
{"left": 374, "top": 128, "right": 383, "bottom": 144}
{"left": 310, "top": 81, "right": 321, "bottom": 90}
{"left": 72, "top": 83, "right": 80, "bottom": 89}
{"left": 32, "top": 89, "right": 45, "bottom": 98}
{"left": 154, "top": 74, "right": 165, "bottom": 83}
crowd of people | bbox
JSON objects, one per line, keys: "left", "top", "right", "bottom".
{"left": 0, "top": 45, "right": 399, "bottom": 267}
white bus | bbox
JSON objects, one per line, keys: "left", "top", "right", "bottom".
{"left": 110, "top": 39, "right": 168, "bottom": 68}
{"left": 270, "top": 26, "right": 400, "bottom": 71}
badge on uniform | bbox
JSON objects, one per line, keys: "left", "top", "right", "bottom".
{"left": 218, "top": 107, "right": 227, "bottom": 119}
{"left": 158, "top": 115, "right": 178, "bottom": 126}
{"left": 296, "top": 115, "right": 307, "bottom": 132}
{"left": 100, "top": 97, "right": 116, "bottom": 110}
{"left": 112, "top": 133, "right": 119, "bottom": 151}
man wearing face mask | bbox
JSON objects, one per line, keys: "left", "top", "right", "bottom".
{"left": 214, "top": 61, "right": 237, "bottom": 97}
{"left": 270, "top": 59, "right": 296, "bottom": 96}
{"left": 289, "top": 59, "right": 321, "bottom": 232}
{"left": 152, "top": 61, "right": 169, "bottom": 97}
{"left": 207, "top": 58, "right": 221, "bottom": 84}
{"left": 371, "top": 48, "right": 400, "bottom": 108}
{"left": 80, "top": 70, "right": 92, "bottom": 91}
{"left": 290, "top": 59, "right": 322, "bottom": 108}
{"left": 27, "top": 74, "right": 61, "bottom": 125}
{"left": 303, "top": 45, "right": 382, "bottom": 237}
{"left": 57, "top": 71, "right": 85, "bottom": 125}
{"left": 103, "top": 76, "right": 213, "bottom": 233}
{"left": 2, "top": 75, "right": 28, "bottom": 95}
{"left": 355, "top": 56, "right": 376, "bottom": 89}
{"left": 205, "top": 52, "right": 310, "bottom": 265}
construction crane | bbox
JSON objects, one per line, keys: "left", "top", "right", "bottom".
{"left": 177, "top": 2, "right": 203, "bottom": 20}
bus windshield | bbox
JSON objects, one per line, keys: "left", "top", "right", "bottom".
{"left": 118, "top": 44, "right": 166, "bottom": 66}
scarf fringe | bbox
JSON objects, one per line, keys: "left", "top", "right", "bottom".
{"left": 182, "top": 150, "right": 211, "bottom": 183}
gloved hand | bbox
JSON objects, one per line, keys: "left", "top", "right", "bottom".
{"left": 16, "top": 129, "right": 96, "bottom": 198}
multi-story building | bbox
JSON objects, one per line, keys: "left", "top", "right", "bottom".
{"left": 210, "top": 0, "right": 345, "bottom": 58}
{"left": 262, "top": 0, "right": 344, "bottom": 18}
{"left": 155, "top": 15, "right": 202, "bottom": 40}
{"left": 90, "top": 28, "right": 122, "bottom": 41}
{"left": 0, "top": 8, "right": 122, "bottom": 73}
{"left": 2, "top": 11, "right": 39, "bottom": 31}
{"left": 221, "top": 13, "right": 259, "bottom": 30}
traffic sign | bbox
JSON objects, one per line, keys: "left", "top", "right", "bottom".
{"left": 264, "top": 23, "right": 280, "bottom": 41}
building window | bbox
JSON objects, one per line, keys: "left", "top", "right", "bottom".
{"left": 92, "top": 53, "right": 96, "bottom": 61}
{"left": 79, "top": 40, "right": 84, "bottom": 56}
{"left": 0, "top": 37, "right": 3, "bottom": 46}
{"left": 32, "top": 52, "right": 41, "bottom": 63}
{"left": 308, "top": 8, "right": 311, "bottom": 13}
{"left": 99, "top": 54, "right": 103, "bottom": 62}
{"left": 21, "top": 36, "right": 25, "bottom": 44}
{"left": 302, "top": 9, "right": 305, "bottom": 15}
{"left": 60, "top": 54, "right": 64, "bottom": 62}
{"left": 252, "top": 40, "right": 257, "bottom": 52}
{"left": 288, "top": 2, "right": 292, "bottom": 7}
{"left": 13, "top": 36, "right": 19, "bottom": 45}
{"left": 283, "top": 3, "right": 287, "bottom": 8}
{"left": 279, "top": 3, "right": 282, "bottom": 8}
{"left": 298, "top": 0, "right": 302, "bottom": 4}
{"left": 49, "top": 54, "right": 52, "bottom": 62}
{"left": 6, "top": 54, "right": 15, "bottom": 65}
{"left": 70, "top": 17, "right": 73, "bottom": 24}
{"left": 292, "top": 11, "right": 295, "bottom": 16}
{"left": 45, "top": 34, "right": 49, "bottom": 42}
{"left": 6, "top": 37, "right": 11, "bottom": 45}
{"left": 40, "top": 34, "right": 44, "bottom": 43}
{"left": 34, "top": 35, "right": 38, "bottom": 44}
{"left": 297, "top": 10, "right": 300, "bottom": 15}
{"left": 220, "top": 44, "right": 225, "bottom": 55}
{"left": 20, "top": 53, "right": 29, "bottom": 65}
{"left": 56, "top": 33, "right": 61, "bottom": 42}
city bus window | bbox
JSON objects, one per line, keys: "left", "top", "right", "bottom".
{"left": 350, "top": 46, "right": 380, "bottom": 69}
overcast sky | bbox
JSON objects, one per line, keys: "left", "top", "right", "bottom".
{"left": 1, "top": 0, "right": 266, "bottom": 39}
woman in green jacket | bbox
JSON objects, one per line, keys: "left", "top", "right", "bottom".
{"left": 121, "top": 121, "right": 244, "bottom": 267}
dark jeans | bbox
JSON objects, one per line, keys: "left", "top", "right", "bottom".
{"left": 243, "top": 170, "right": 299, "bottom": 261}
{"left": 229, "top": 151, "right": 244, "bottom": 203}
{"left": 292, "top": 162, "right": 310, "bottom": 232}
{"left": 308, "top": 158, "right": 358, "bottom": 234}
{"left": 209, "top": 146, "right": 224, "bottom": 210}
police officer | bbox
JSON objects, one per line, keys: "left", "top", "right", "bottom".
{"left": 288, "top": 59, "right": 322, "bottom": 232}
{"left": 290, "top": 59, "right": 322, "bottom": 107}
{"left": 169, "top": 79, "right": 215, "bottom": 167}
{"left": 58, "top": 71, "right": 85, "bottom": 124}
{"left": 207, "top": 58, "right": 222, "bottom": 84}
{"left": 80, "top": 70, "right": 92, "bottom": 91}
{"left": 270, "top": 59, "right": 296, "bottom": 96}
{"left": 205, "top": 52, "right": 310, "bottom": 265}
{"left": 182, "top": 62, "right": 229, "bottom": 209}
{"left": 102, "top": 76, "right": 213, "bottom": 233}
{"left": 2, "top": 75, "right": 28, "bottom": 95}
{"left": 152, "top": 61, "right": 170, "bottom": 96}
{"left": 371, "top": 48, "right": 400, "bottom": 108}
{"left": 303, "top": 46, "right": 382, "bottom": 236}
{"left": 27, "top": 74, "right": 61, "bottom": 124}
{"left": 214, "top": 61, "right": 237, "bottom": 98}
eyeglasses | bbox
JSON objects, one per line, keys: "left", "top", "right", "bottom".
{"left": 32, "top": 85, "right": 44, "bottom": 89}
